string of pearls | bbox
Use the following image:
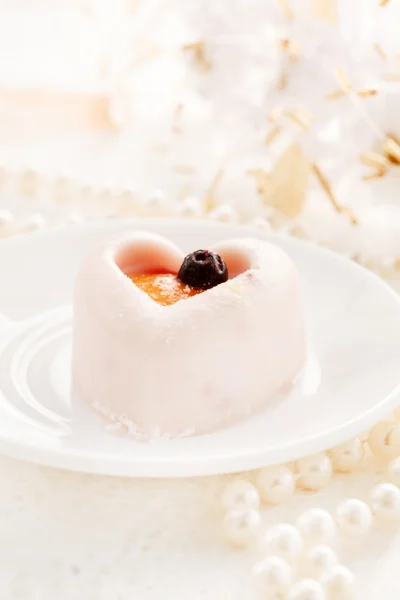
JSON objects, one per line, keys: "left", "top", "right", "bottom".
{"left": 0, "top": 165, "right": 270, "bottom": 240}
{"left": 221, "top": 419, "right": 400, "bottom": 599}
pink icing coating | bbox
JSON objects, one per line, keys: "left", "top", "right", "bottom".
{"left": 72, "top": 232, "right": 306, "bottom": 437}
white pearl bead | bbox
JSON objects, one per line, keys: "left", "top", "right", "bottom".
{"left": 221, "top": 480, "right": 260, "bottom": 511}
{"left": 328, "top": 439, "right": 364, "bottom": 473}
{"left": 22, "top": 214, "right": 46, "bottom": 232}
{"left": 0, "top": 209, "right": 13, "bottom": 226}
{"left": 369, "top": 483, "right": 400, "bottom": 521}
{"left": 68, "top": 212, "right": 84, "bottom": 225}
{"left": 368, "top": 421, "right": 400, "bottom": 459}
{"left": 295, "top": 453, "right": 333, "bottom": 491}
{"left": 304, "top": 546, "right": 338, "bottom": 578}
{"left": 250, "top": 217, "right": 271, "bottom": 230}
{"left": 288, "top": 579, "right": 326, "bottom": 600}
{"left": 260, "top": 524, "right": 304, "bottom": 561}
{"left": 209, "top": 204, "right": 238, "bottom": 222}
{"left": 223, "top": 507, "right": 261, "bottom": 547}
{"left": 114, "top": 187, "right": 140, "bottom": 216}
{"left": 296, "top": 509, "right": 336, "bottom": 546}
{"left": 335, "top": 499, "right": 372, "bottom": 535}
{"left": 257, "top": 465, "right": 295, "bottom": 505}
{"left": 178, "top": 196, "right": 203, "bottom": 218}
{"left": 52, "top": 175, "right": 73, "bottom": 203}
{"left": 0, "top": 165, "right": 10, "bottom": 188}
{"left": 388, "top": 457, "right": 400, "bottom": 485}
{"left": 144, "top": 189, "right": 168, "bottom": 211}
{"left": 19, "top": 169, "right": 39, "bottom": 196}
{"left": 321, "top": 565, "right": 355, "bottom": 599}
{"left": 252, "top": 556, "right": 293, "bottom": 597}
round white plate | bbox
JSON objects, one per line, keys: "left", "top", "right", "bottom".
{"left": 0, "top": 218, "right": 400, "bottom": 478}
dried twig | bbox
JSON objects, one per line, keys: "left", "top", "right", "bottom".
{"left": 325, "top": 89, "right": 346, "bottom": 101}
{"left": 379, "top": 0, "right": 390, "bottom": 6}
{"left": 204, "top": 169, "right": 223, "bottom": 212}
{"left": 280, "top": 38, "right": 301, "bottom": 62}
{"left": 334, "top": 67, "right": 352, "bottom": 92}
{"left": 312, "top": 0, "right": 338, "bottom": 23}
{"left": 311, "top": 163, "right": 358, "bottom": 224}
{"left": 277, "top": 0, "right": 293, "bottom": 20}
{"left": 284, "top": 112, "right": 308, "bottom": 131}
{"left": 357, "top": 89, "right": 378, "bottom": 98}
{"left": 363, "top": 169, "right": 387, "bottom": 181}
{"left": 277, "top": 68, "right": 288, "bottom": 90}
{"left": 183, "top": 41, "right": 212, "bottom": 71}
{"left": 384, "top": 73, "right": 400, "bottom": 81}
{"left": 384, "top": 136, "right": 400, "bottom": 164}
{"left": 284, "top": 108, "right": 314, "bottom": 131}
{"left": 172, "top": 104, "right": 183, "bottom": 134}
{"left": 265, "top": 125, "right": 282, "bottom": 145}
{"left": 374, "top": 43, "right": 387, "bottom": 60}
{"left": 329, "top": 69, "right": 378, "bottom": 100}
{"left": 268, "top": 106, "right": 284, "bottom": 122}
{"left": 360, "top": 152, "right": 390, "bottom": 170}
{"left": 387, "top": 132, "right": 400, "bottom": 146}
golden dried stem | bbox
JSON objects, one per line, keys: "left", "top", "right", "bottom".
{"left": 375, "top": 43, "right": 387, "bottom": 60}
{"left": 296, "top": 107, "right": 314, "bottom": 126}
{"left": 172, "top": 104, "right": 183, "bottom": 134}
{"left": 204, "top": 169, "right": 224, "bottom": 212}
{"left": 334, "top": 67, "right": 352, "bottom": 92}
{"left": 268, "top": 106, "right": 284, "bottom": 122}
{"left": 311, "top": 163, "right": 358, "bottom": 224}
{"left": 265, "top": 125, "right": 282, "bottom": 145}
{"left": 379, "top": 0, "right": 390, "bottom": 6}
{"left": 384, "top": 73, "right": 400, "bottom": 81}
{"left": 363, "top": 168, "right": 387, "bottom": 180}
{"left": 183, "top": 41, "right": 212, "bottom": 71}
{"left": 284, "top": 109, "right": 313, "bottom": 131}
{"left": 360, "top": 152, "right": 390, "bottom": 169}
{"left": 277, "top": 68, "right": 288, "bottom": 90}
{"left": 280, "top": 38, "right": 301, "bottom": 61}
{"left": 357, "top": 89, "right": 378, "bottom": 98}
{"left": 384, "top": 137, "right": 400, "bottom": 164}
{"left": 325, "top": 89, "right": 346, "bottom": 100}
{"left": 388, "top": 132, "right": 400, "bottom": 145}
{"left": 277, "top": 0, "right": 293, "bottom": 20}
{"left": 312, "top": 0, "right": 338, "bottom": 23}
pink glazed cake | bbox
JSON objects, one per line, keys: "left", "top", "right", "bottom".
{"left": 72, "top": 232, "right": 306, "bottom": 438}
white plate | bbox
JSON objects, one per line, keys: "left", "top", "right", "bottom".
{"left": 0, "top": 218, "right": 399, "bottom": 478}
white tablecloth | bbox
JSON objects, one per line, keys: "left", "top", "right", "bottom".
{"left": 1, "top": 451, "right": 400, "bottom": 600}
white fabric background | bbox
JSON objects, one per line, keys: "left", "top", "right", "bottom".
{"left": 0, "top": 452, "right": 399, "bottom": 599}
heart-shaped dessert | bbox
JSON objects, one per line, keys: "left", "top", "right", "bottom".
{"left": 72, "top": 232, "right": 306, "bottom": 438}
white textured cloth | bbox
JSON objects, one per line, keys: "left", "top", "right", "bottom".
{"left": 0, "top": 452, "right": 399, "bottom": 599}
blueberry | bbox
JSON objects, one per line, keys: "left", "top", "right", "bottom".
{"left": 177, "top": 249, "right": 228, "bottom": 290}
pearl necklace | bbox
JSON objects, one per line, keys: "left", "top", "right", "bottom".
{"left": 0, "top": 166, "right": 269, "bottom": 239}
{"left": 220, "top": 421, "right": 400, "bottom": 599}
{"left": 2, "top": 166, "right": 400, "bottom": 599}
